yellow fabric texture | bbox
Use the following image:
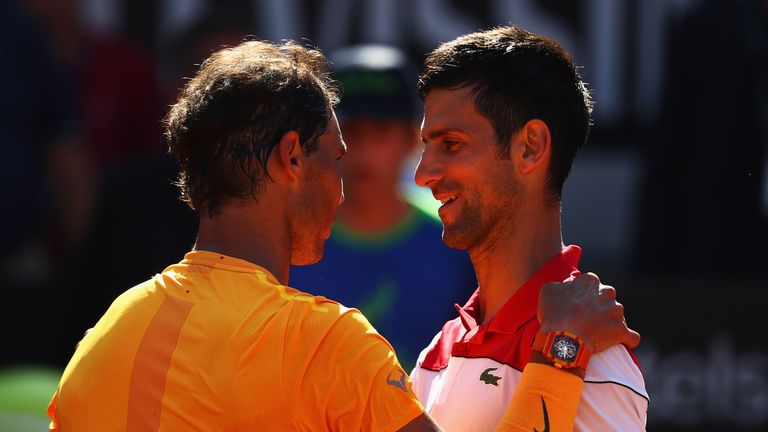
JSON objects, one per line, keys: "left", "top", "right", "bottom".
{"left": 48, "top": 251, "right": 423, "bottom": 431}
{"left": 496, "top": 363, "right": 584, "bottom": 432}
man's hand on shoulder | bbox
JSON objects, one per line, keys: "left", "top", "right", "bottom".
{"left": 537, "top": 273, "right": 640, "bottom": 354}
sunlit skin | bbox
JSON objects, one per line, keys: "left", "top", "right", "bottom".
{"left": 290, "top": 111, "right": 348, "bottom": 265}
{"left": 194, "top": 110, "right": 347, "bottom": 284}
{"left": 415, "top": 86, "right": 563, "bottom": 324}
{"left": 416, "top": 89, "right": 521, "bottom": 251}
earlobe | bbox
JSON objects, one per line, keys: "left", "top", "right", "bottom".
{"left": 518, "top": 119, "right": 551, "bottom": 174}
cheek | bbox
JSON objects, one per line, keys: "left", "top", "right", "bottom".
{"left": 326, "top": 166, "right": 343, "bottom": 202}
{"left": 332, "top": 174, "right": 342, "bottom": 201}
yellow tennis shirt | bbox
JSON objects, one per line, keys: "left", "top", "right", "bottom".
{"left": 48, "top": 251, "right": 424, "bottom": 431}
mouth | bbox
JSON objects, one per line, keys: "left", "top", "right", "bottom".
{"left": 439, "top": 195, "right": 458, "bottom": 206}
{"left": 435, "top": 193, "right": 459, "bottom": 217}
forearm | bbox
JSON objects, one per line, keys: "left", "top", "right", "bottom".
{"left": 495, "top": 361, "right": 584, "bottom": 432}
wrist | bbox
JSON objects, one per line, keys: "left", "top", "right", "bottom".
{"left": 531, "top": 330, "right": 591, "bottom": 375}
{"left": 528, "top": 351, "right": 586, "bottom": 379}
{"left": 538, "top": 322, "right": 596, "bottom": 353}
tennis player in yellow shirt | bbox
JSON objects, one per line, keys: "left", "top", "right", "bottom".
{"left": 48, "top": 39, "right": 639, "bottom": 431}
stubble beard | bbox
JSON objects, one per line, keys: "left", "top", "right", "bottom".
{"left": 441, "top": 176, "right": 522, "bottom": 252}
{"left": 441, "top": 198, "right": 487, "bottom": 251}
{"left": 290, "top": 235, "right": 325, "bottom": 266}
{"left": 288, "top": 195, "right": 328, "bottom": 267}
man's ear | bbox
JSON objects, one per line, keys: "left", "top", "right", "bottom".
{"left": 513, "top": 119, "right": 551, "bottom": 175}
{"left": 273, "top": 131, "right": 304, "bottom": 182}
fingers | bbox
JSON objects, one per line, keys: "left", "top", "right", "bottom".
{"left": 621, "top": 327, "right": 641, "bottom": 349}
{"left": 598, "top": 284, "right": 616, "bottom": 301}
{"left": 538, "top": 273, "right": 642, "bottom": 352}
{"left": 613, "top": 298, "right": 639, "bottom": 348}
{"left": 573, "top": 272, "right": 600, "bottom": 292}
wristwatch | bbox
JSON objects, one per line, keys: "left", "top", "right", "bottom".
{"left": 532, "top": 330, "right": 591, "bottom": 370}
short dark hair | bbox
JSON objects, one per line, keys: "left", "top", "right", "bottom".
{"left": 418, "top": 26, "right": 593, "bottom": 200}
{"left": 165, "top": 40, "right": 339, "bottom": 216}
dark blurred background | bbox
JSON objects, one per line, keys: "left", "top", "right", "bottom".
{"left": 0, "top": 0, "right": 766, "bottom": 430}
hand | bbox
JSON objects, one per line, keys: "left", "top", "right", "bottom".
{"left": 537, "top": 273, "right": 640, "bottom": 354}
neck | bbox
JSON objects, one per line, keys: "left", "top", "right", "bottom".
{"left": 337, "top": 188, "right": 410, "bottom": 233}
{"left": 470, "top": 204, "right": 563, "bottom": 324}
{"left": 194, "top": 203, "right": 292, "bottom": 284}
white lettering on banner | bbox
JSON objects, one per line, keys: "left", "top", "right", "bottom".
{"left": 636, "top": 335, "right": 768, "bottom": 427}
{"left": 254, "top": 0, "right": 304, "bottom": 42}
{"left": 635, "top": 0, "right": 668, "bottom": 123}
{"left": 246, "top": 0, "right": 703, "bottom": 126}
{"left": 413, "top": 0, "right": 481, "bottom": 51}
{"left": 363, "top": 0, "right": 402, "bottom": 45}
{"left": 585, "top": 0, "right": 625, "bottom": 123}
{"left": 318, "top": 0, "right": 355, "bottom": 51}
{"left": 491, "top": 0, "right": 578, "bottom": 57}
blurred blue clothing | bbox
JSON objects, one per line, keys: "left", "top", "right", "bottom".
{"left": 290, "top": 205, "right": 476, "bottom": 371}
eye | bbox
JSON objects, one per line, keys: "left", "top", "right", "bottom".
{"left": 444, "top": 140, "right": 462, "bottom": 152}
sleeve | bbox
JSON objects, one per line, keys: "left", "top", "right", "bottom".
{"left": 496, "top": 363, "right": 585, "bottom": 432}
{"left": 409, "top": 331, "right": 443, "bottom": 405}
{"left": 575, "top": 345, "right": 649, "bottom": 431}
{"left": 287, "top": 308, "right": 425, "bottom": 432}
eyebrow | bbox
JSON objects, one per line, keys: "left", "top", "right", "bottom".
{"left": 421, "top": 127, "right": 469, "bottom": 143}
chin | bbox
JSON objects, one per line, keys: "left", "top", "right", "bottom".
{"left": 442, "top": 221, "right": 484, "bottom": 251}
{"left": 441, "top": 230, "right": 470, "bottom": 251}
{"left": 290, "top": 242, "right": 325, "bottom": 266}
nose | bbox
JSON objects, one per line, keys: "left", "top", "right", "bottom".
{"left": 414, "top": 150, "right": 441, "bottom": 188}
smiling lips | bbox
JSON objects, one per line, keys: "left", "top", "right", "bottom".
{"left": 439, "top": 195, "right": 457, "bottom": 205}
{"left": 433, "top": 193, "right": 459, "bottom": 217}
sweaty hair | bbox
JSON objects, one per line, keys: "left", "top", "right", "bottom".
{"left": 165, "top": 40, "right": 339, "bottom": 216}
{"left": 418, "top": 26, "right": 593, "bottom": 201}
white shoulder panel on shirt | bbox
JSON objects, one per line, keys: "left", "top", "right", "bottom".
{"left": 411, "top": 331, "right": 443, "bottom": 404}
{"left": 576, "top": 344, "right": 649, "bottom": 431}
{"left": 585, "top": 345, "right": 648, "bottom": 400}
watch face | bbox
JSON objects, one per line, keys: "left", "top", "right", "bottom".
{"left": 550, "top": 334, "right": 580, "bottom": 362}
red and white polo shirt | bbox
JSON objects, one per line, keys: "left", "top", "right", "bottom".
{"left": 410, "top": 245, "right": 649, "bottom": 431}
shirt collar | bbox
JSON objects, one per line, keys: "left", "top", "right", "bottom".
{"left": 456, "top": 245, "right": 582, "bottom": 334}
{"left": 176, "top": 250, "right": 281, "bottom": 285}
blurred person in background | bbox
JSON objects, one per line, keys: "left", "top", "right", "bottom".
{"left": 290, "top": 44, "right": 476, "bottom": 370}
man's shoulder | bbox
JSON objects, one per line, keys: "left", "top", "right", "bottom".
{"left": 282, "top": 290, "right": 371, "bottom": 335}
{"left": 575, "top": 345, "right": 649, "bottom": 429}
{"left": 585, "top": 345, "right": 649, "bottom": 401}
{"left": 106, "top": 274, "right": 165, "bottom": 311}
